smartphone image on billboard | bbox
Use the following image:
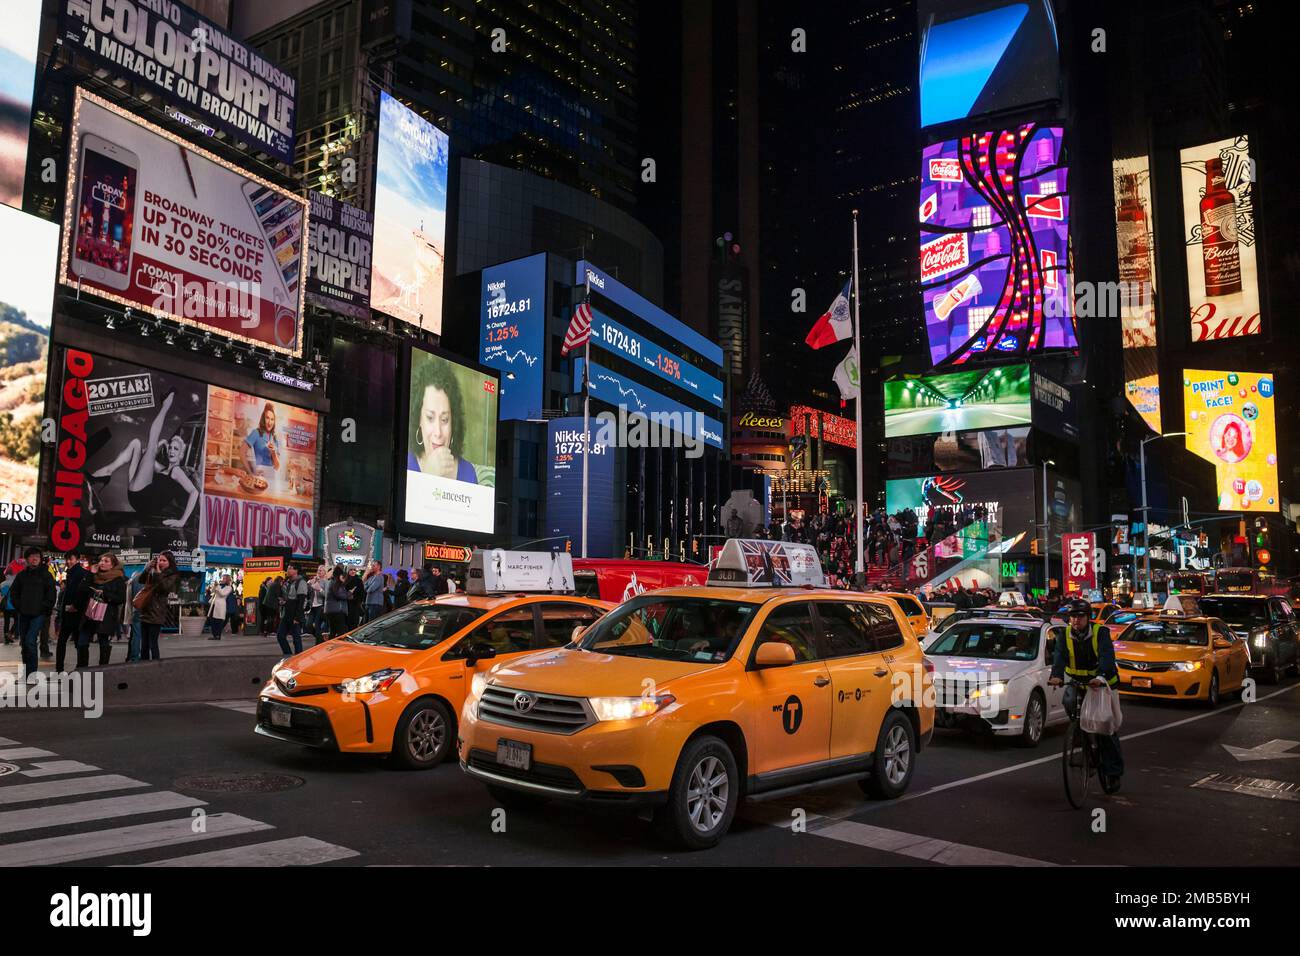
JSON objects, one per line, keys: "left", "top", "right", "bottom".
{"left": 71, "top": 134, "right": 139, "bottom": 292}
{"left": 242, "top": 180, "right": 302, "bottom": 302}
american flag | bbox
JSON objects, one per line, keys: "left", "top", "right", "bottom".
{"left": 561, "top": 302, "right": 592, "bottom": 356}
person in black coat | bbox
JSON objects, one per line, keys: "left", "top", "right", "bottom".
{"left": 9, "top": 547, "right": 56, "bottom": 679}
{"left": 57, "top": 551, "right": 92, "bottom": 672}
{"left": 75, "top": 552, "right": 127, "bottom": 668}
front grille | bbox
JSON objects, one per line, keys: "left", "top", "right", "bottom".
{"left": 934, "top": 677, "right": 1000, "bottom": 707}
{"left": 479, "top": 685, "right": 593, "bottom": 734}
{"left": 1118, "top": 681, "right": 1177, "bottom": 695}
{"left": 1117, "top": 660, "right": 1176, "bottom": 673}
{"left": 468, "top": 748, "right": 583, "bottom": 791}
{"left": 274, "top": 678, "right": 330, "bottom": 697}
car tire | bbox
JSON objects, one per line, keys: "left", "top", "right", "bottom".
{"left": 390, "top": 698, "right": 454, "bottom": 770}
{"left": 653, "top": 735, "right": 738, "bottom": 850}
{"left": 487, "top": 784, "right": 548, "bottom": 811}
{"left": 860, "top": 711, "right": 917, "bottom": 799}
{"left": 1205, "top": 670, "right": 1220, "bottom": 708}
{"left": 1260, "top": 657, "right": 1280, "bottom": 685}
{"left": 1016, "top": 690, "right": 1046, "bottom": 748}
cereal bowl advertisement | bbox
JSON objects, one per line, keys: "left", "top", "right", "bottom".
{"left": 1183, "top": 370, "right": 1277, "bottom": 512}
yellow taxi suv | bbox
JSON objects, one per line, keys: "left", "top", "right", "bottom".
{"left": 877, "top": 591, "right": 929, "bottom": 638}
{"left": 1111, "top": 614, "right": 1250, "bottom": 707}
{"left": 254, "top": 551, "right": 612, "bottom": 769}
{"left": 458, "top": 539, "right": 934, "bottom": 849}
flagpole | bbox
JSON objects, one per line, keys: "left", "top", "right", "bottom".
{"left": 581, "top": 274, "right": 590, "bottom": 559}
{"left": 851, "top": 210, "right": 864, "bottom": 580}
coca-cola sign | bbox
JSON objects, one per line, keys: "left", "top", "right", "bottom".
{"left": 919, "top": 233, "right": 969, "bottom": 283}
{"left": 929, "top": 157, "right": 961, "bottom": 182}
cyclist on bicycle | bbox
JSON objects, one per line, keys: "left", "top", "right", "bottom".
{"left": 1048, "top": 598, "right": 1124, "bottom": 791}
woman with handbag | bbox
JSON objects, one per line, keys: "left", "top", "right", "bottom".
{"left": 324, "top": 566, "right": 351, "bottom": 640}
{"left": 207, "top": 574, "right": 233, "bottom": 641}
{"left": 137, "top": 550, "right": 180, "bottom": 661}
{"left": 75, "top": 552, "right": 127, "bottom": 668}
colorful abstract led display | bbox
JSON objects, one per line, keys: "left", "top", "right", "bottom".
{"left": 919, "top": 124, "right": 1073, "bottom": 366}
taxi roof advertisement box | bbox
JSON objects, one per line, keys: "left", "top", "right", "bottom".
{"left": 468, "top": 549, "right": 574, "bottom": 594}
{"left": 60, "top": 89, "right": 308, "bottom": 355}
{"left": 58, "top": 0, "right": 298, "bottom": 163}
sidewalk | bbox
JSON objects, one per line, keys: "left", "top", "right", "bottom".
{"left": 0, "top": 627, "right": 309, "bottom": 677}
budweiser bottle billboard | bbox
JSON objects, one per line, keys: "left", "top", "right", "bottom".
{"left": 1200, "top": 158, "right": 1242, "bottom": 297}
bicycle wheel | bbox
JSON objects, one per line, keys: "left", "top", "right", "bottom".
{"left": 1062, "top": 721, "right": 1092, "bottom": 810}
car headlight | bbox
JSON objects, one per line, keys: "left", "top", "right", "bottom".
{"left": 1171, "top": 660, "right": 1200, "bottom": 671}
{"left": 1252, "top": 631, "right": 1269, "bottom": 649}
{"left": 968, "top": 681, "right": 1007, "bottom": 700}
{"left": 338, "top": 668, "right": 404, "bottom": 695}
{"left": 470, "top": 671, "right": 489, "bottom": 700}
{"left": 589, "top": 693, "right": 676, "bottom": 721}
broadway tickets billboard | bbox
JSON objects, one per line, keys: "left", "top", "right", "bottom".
{"left": 1180, "top": 136, "right": 1260, "bottom": 343}
{"left": 920, "top": 124, "right": 1073, "bottom": 366}
{"left": 0, "top": 0, "right": 41, "bottom": 208}
{"left": 306, "top": 190, "right": 372, "bottom": 320}
{"left": 371, "top": 91, "right": 449, "bottom": 333}
{"left": 884, "top": 364, "right": 1031, "bottom": 438}
{"left": 54, "top": 350, "right": 208, "bottom": 553}
{"left": 400, "top": 346, "right": 498, "bottom": 536}
{"left": 1183, "top": 370, "right": 1277, "bottom": 512}
{"left": 0, "top": 206, "right": 59, "bottom": 527}
{"left": 59, "top": 0, "right": 297, "bottom": 163}
{"left": 547, "top": 417, "right": 615, "bottom": 558}
{"left": 480, "top": 253, "right": 546, "bottom": 421}
{"left": 1063, "top": 531, "right": 1096, "bottom": 595}
{"left": 61, "top": 89, "right": 308, "bottom": 354}
{"left": 201, "top": 386, "right": 319, "bottom": 560}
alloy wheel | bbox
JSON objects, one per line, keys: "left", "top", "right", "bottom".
{"left": 685, "top": 756, "right": 729, "bottom": 833}
{"left": 883, "top": 724, "right": 911, "bottom": 785}
{"left": 408, "top": 709, "right": 445, "bottom": 762}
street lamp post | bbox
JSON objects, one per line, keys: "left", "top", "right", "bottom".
{"left": 1139, "top": 431, "right": 1188, "bottom": 605}
{"left": 1041, "top": 459, "right": 1056, "bottom": 595}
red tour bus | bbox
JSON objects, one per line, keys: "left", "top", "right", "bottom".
{"left": 571, "top": 559, "right": 707, "bottom": 604}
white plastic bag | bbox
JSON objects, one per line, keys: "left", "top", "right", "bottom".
{"left": 1079, "top": 683, "right": 1123, "bottom": 735}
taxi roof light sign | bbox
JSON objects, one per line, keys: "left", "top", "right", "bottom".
{"left": 706, "top": 539, "right": 826, "bottom": 588}
{"left": 467, "top": 549, "right": 575, "bottom": 595}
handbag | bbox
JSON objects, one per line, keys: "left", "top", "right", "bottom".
{"left": 1080, "top": 682, "right": 1123, "bottom": 735}
{"left": 132, "top": 586, "right": 154, "bottom": 611}
{"left": 85, "top": 592, "right": 108, "bottom": 622}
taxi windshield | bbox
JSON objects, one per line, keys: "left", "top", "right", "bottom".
{"left": 1122, "top": 621, "right": 1209, "bottom": 647}
{"left": 927, "top": 623, "right": 1040, "bottom": 661}
{"left": 579, "top": 595, "right": 755, "bottom": 663}
{"left": 344, "top": 604, "right": 485, "bottom": 649}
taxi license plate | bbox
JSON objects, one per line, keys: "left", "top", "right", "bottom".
{"left": 497, "top": 739, "right": 532, "bottom": 771}
{"left": 1132, "top": 677, "right": 1153, "bottom": 689}
{"left": 270, "top": 704, "right": 293, "bottom": 728}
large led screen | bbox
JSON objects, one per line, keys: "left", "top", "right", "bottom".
{"left": 918, "top": 0, "right": 1060, "bottom": 129}
{"left": 0, "top": 206, "right": 58, "bottom": 526}
{"left": 884, "top": 364, "right": 1031, "bottom": 438}
{"left": 0, "top": 0, "right": 41, "bottom": 208}
{"left": 886, "top": 468, "right": 1035, "bottom": 556}
{"left": 920, "top": 124, "right": 1073, "bottom": 366}
{"left": 401, "top": 346, "right": 498, "bottom": 535}
{"left": 1180, "top": 137, "right": 1259, "bottom": 343}
{"left": 61, "top": 89, "right": 307, "bottom": 354}
{"left": 480, "top": 253, "right": 546, "bottom": 421}
{"left": 1183, "top": 370, "right": 1277, "bottom": 512}
{"left": 371, "top": 92, "right": 449, "bottom": 333}
{"left": 547, "top": 417, "right": 615, "bottom": 558}
{"left": 1113, "top": 155, "right": 1160, "bottom": 431}
{"left": 888, "top": 427, "right": 1029, "bottom": 477}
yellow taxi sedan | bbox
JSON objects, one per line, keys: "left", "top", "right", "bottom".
{"left": 1111, "top": 615, "right": 1250, "bottom": 707}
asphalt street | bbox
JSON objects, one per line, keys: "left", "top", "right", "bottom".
{"left": 1, "top": 678, "right": 1298, "bottom": 867}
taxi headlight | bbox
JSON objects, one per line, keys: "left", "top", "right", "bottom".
{"left": 470, "top": 671, "right": 489, "bottom": 700}
{"left": 1252, "top": 630, "right": 1269, "bottom": 649}
{"left": 589, "top": 694, "right": 676, "bottom": 721}
{"left": 1171, "top": 660, "right": 1200, "bottom": 672}
{"left": 338, "top": 668, "right": 404, "bottom": 695}
{"left": 968, "top": 681, "right": 1007, "bottom": 700}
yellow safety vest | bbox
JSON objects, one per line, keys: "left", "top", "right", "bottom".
{"left": 1065, "top": 624, "right": 1118, "bottom": 686}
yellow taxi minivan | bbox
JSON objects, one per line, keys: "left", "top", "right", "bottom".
{"left": 254, "top": 551, "right": 613, "bottom": 769}
{"left": 458, "top": 539, "right": 934, "bottom": 849}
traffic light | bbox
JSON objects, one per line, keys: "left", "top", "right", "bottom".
{"left": 1031, "top": 538, "right": 1039, "bottom": 556}
{"left": 564, "top": 539, "right": 571, "bottom": 553}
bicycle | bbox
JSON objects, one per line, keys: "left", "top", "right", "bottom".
{"left": 1054, "top": 677, "right": 1120, "bottom": 809}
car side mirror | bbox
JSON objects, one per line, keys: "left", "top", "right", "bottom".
{"left": 465, "top": 643, "right": 496, "bottom": 666}
{"left": 1213, "top": 637, "right": 1232, "bottom": 650}
{"left": 570, "top": 624, "right": 587, "bottom": 644}
{"left": 754, "top": 642, "right": 797, "bottom": 669}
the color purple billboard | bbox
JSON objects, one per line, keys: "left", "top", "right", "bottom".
{"left": 919, "top": 124, "right": 1074, "bottom": 366}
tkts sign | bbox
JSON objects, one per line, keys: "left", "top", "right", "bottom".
{"left": 1063, "top": 531, "right": 1096, "bottom": 594}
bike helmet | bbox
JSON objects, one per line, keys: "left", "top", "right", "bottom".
{"left": 1067, "top": 599, "right": 1091, "bottom": 618}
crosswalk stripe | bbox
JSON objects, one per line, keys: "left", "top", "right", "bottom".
{"left": 0, "top": 813, "right": 273, "bottom": 866}
{"left": 813, "top": 819, "right": 1057, "bottom": 867}
{"left": 137, "top": 836, "right": 359, "bottom": 867}
{"left": 0, "top": 747, "right": 56, "bottom": 760}
{"left": 18, "top": 761, "right": 101, "bottom": 778}
{"left": 0, "top": 792, "right": 206, "bottom": 836}
{"left": 0, "top": 737, "right": 18, "bottom": 746}
{"left": 0, "top": 774, "right": 147, "bottom": 806}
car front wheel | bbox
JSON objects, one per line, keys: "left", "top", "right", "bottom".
{"left": 654, "top": 735, "right": 738, "bottom": 850}
{"left": 1016, "top": 690, "right": 1046, "bottom": 748}
{"left": 391, "top": 698, "right": 453, "bottom": 770}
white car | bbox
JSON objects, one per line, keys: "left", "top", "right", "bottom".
{"left": 924, "top": 616, "right": 1069, "bottom": 748}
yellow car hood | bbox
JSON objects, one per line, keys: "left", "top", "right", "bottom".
{"left": 486, "top": 647, "right": 718, "bottom": 696}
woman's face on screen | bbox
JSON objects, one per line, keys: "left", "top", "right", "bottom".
{"left": 420, "top": 386, "right": 453, "bottom": 453}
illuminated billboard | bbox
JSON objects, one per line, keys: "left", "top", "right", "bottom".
{"left": 888, "top": 427, "right": 1029, "bottom": 477}
{"left": 547, "top": 417, "right": 615, "bottom": 557}
{"left": 371, "top": 92, "right": 449, "bottom": 333}
{"left": 920, "top": 124, "right": 1073, "bottom": 366}
{"left": 884, "top": 364, "right": 1031, "bottom": 438}
{"left": 0, "top": 0, "right": 41, "bottom": 208}
{"left": 1180, "top": 137, "right": 1259, "bottom": 343}
{"left": 918, "top": 0, "right": 1060, "bottom": 129}
{"left": 480, "top": 253, "right": 546, "bottom": 421}
{"left": 789, "top": 405, "right": 856, "bottom": 449}
{"left": 60, "top": 89, "right": 307, "bottom": 354}
{"left": 400, "top": 346, "right": 498, "bottom": 536}
{"left": 575, "top": 358, "right": 725, "bottom": 451}
{"left": 1183, "top": 370, "right": 1277, "bottom": 512}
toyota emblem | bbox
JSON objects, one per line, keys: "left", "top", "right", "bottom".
{"left": 513, "top": 692, "right": 535, "bottom": 713}
{"left": 286, "top": 676, "right": 298, "bottom": 690}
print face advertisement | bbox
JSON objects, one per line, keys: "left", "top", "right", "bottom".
{"left": 1180, "top": 137, "right": 1260, "bottom": 343}
{"left": 0, "top": 0, "right": 41, "bottom": 208}
{"left": 60, "top": 90, "right": 308, "bottom": 355}
{"left": 306, "top": 191, "right": 372, "bottom": 320}
{"left": 1182, "top": 370, "right": 1277, "bottom": 513}
{"left": 480, "top": 253, "right": 546, "bottom": 421}
{"left": 402, "top": 347, "right": 498, "bottom": 536}
{"left": 52, "top": 350, "right": 208, "bottom": 553}
{"left": 0, "top": 208, "right": 59, "bottom": 527}
{"left": 371, "top": 92, "right": 449, "bottom": 333}
{"left": 200, "top": 387, "right": 318, "bottom": 561}
{"left": 58, "top": 0, "right": 297, "bottom": 164}
{"left": 920, "top": 125, "right": 1073, "bottom": 366}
